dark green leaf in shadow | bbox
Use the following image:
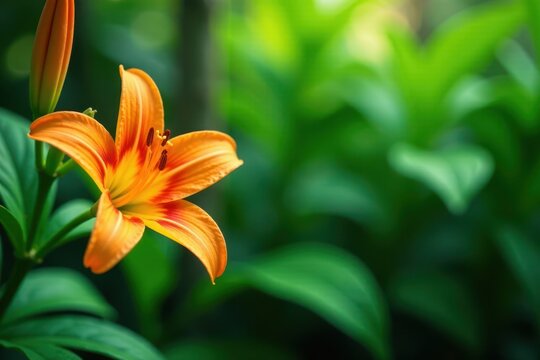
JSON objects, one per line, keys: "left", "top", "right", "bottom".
{"left": 389, "top": 143, "right": 493, "bottom": 214}
{"left": 0, "top": 316, "right": 164, "bottom": 360}
{"left": 123, "top": 231, "right": 176, "bottom": 339}
{"left": 495, "top": 227, "right": 540, "bottom": 327}
{"left": 0, "top": 340, "right": 81, "bottom": 360}
{"left": 0, "top": 205, "right": 24, "bottom": 256}
{"left": 2, "top": 268, "right": 115, "bottom": 324}
{"left": 285, "top": 163, "right": 386, "bottom": 227}
{"left": 389, "top": 272, "right": 482, "bottom": 351}
{"left": 217, "top": 243, "right": 391, "bottom": 360}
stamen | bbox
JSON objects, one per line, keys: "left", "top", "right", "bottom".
{"left": 161, "top": 129, "right": 171, "bottom": 146}
{"left": 146, "top": 127, "right": 155, "bottom": 147}
{"left": 158, "top": 150, "right": 168, "bottom": 170}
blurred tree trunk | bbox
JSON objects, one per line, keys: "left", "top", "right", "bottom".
{"left": 178, "top": 0, "right": 216, "bottom": 133}
{"left": 174, "top": 0, "right": 223, "bottom": 289}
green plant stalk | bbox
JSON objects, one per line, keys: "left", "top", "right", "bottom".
{"left": 36, "top": 205, "right": 97, "bottom": 258}
{"left": 34, "top": 141, "right": 44, "bottom": 170}
{"left": 0, "top": 257, "right": 34, "bottom": 322}
{"left": 44, "top": 147, "right": 65, "bottom": 176}
{"left": 56, "top": 159, "right": 75, "bottom": 177}
{"left": 26, "top": 171, "right": 55, "bottom": 252}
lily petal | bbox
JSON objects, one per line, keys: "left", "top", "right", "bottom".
{"left": 149, "top": 131, "right": 243, "bottom": 203}
{"left": 84, "top": 192, "right": 145, "bottom": 274}
{"left": 115, "top": 66, "right": 164, "bottom": 157}
{"left": 29, "top": 111, "right": 117, "bottom": 189}
{"left": 127, "top": 200, "right": 227, "bottom": 283}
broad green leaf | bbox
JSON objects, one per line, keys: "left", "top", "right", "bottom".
{"left": 165, "top": 339, "right": 295, "bottom": 360}
{"left": 2, "top": 268, "right": 115, "bottom": 324}
{"left": 389, "top": 272, "right": 482, "bottom": 351}
{"left": 0, "top": 340, "right": 81, "bottom": 360}
{"left": 123, "top": 231, "right": 176, "bottom": 339}
{"left": 0, "top": 316, "right": 164, "bottom": 360}
{"left": 524, "top": 0, "right": 540, "bottom": 66}
{"left": 219, "top": 243, "right": 390, "bottom": 360}
{"left": 388, "top": 1, "right": 525, "bottom": 138}
{"left": 426, "top": 1, "right": 525, "bottom": 99}
{"left": 498, "top": 41, "right": 539, "bottom": 94}
{"left": 36, "top": 199, "right": 94, "bottom": 249}
{"left": 0, "top": 108, "right": 37, "bottom": 239}
{"left": 0, "top": 205, "right": 24, "bottom": 256}
{"left": 285, "top": 164, "right": 385, "bottom": 227}
{"left": 447, "top": 77, "right": 494, "bottom": 122}
{"left": 341, "top": 76, "right": 405, "bottom": 137}
{"left": 495, "top": 227, "right": 540, "bottom": 327}
{"left": 389, "top": 143, "right": 494, "bottom": 214}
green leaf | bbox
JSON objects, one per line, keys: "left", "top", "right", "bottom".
{"left": 123, "top": 231, "right": 176, "bottom": 339}
{"left": 0, "top": 340, "right": 81, "bottom": 360}
{"left": 389, "top": 143, "right": 494, "bottom": 214}
{"left": 220, "top": 243, "right": 390, "bottom": 360}
{"left": 285, "top": 164, "right": 385, "bottom": 227}
{"left": 389, "top": 272, "right": 482, "bottom": 351}
{"left": 0, "top": 205, "right": 24, "bottom": 256}
{"left": 36, "top": 199, "right": 94, "bottom": 249}
{"left": 497, "top": 41, "right": 539, "bottom": 94}
{"left": 388, "top": 1, "right": 525, "bottom": 138}
{"left": 495, "top": 227, "right": 540, "bottom": 327}
{"left": 0, "top": 236, "right": 2, "bottom": 279}
{"left": 0, "top": 316, "right": 164, "bottom": 360}
{"left": 2, "top": 268, "right": 115, "bottom": 324}
{"left": 426, "top": 1, "right": 525, "bottom": 99}
{"left": 524, "top": 0, "right": 540, "bottom": 66}
{"left": 0, "top": 108, "right": 39, "bottom": 237}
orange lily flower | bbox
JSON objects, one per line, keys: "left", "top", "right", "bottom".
{"left": 29, "top": 66, "right": 243, "bottom": 282}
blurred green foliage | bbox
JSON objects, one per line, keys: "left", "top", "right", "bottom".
{"left": 2, "top": 0, "right": 540, "bottom": 358}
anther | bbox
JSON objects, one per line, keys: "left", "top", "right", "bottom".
{"left": 158, "top": 150, "right": 168, "bottom": 170}
{"left": 146, "top": 127, "right": 155, "bottom": 147}
{"left": 161, "top": 129, "right": 171, "bottom": 146}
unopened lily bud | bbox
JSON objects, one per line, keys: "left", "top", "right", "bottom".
{"left": 29, "top": 0, "right": 74, "bottom": 118}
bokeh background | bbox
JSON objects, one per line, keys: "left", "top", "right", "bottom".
{"left": 1, "top": 0, "right": 540, "bottom": 358}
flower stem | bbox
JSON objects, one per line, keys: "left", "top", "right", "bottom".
{"left": 36, "top": 204, "right": 97, "bottom": 258}
{"left": 56, "top": 159, "right": 75, "bottom": 177}
{"left": 0, "top": 258, "right": 34, "bottom": 322}
{"left": 35, "top": 141, "right": 44, "bottom": 170}
{"left": 26, "top": 171, "right": 55, "bottom": 252}
{"left": 44, "top": 147, "right": 65, "bottom": 176}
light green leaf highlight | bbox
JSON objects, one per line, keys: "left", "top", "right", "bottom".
{"left": 389, "top": 143, "right": 494, "bottom": 214}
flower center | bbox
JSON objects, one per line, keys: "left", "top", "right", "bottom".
{"left": 110, "top": 127, "right": 173, "bottom": 207}
{"left": 145, "top": 127, "right": 172, "bottom": 171}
